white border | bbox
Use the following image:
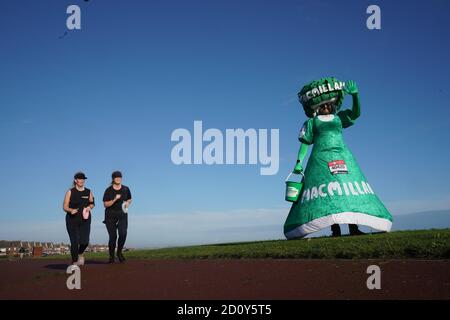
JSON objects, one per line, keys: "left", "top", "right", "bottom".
{"left": 285, "top": 211, "right": 392, "bottom": 239}
{"left": 317, "top": 114, "right": 335, "bottom": 122}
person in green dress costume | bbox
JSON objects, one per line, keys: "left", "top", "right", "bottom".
{"left": 284, "top": 77, "right": 393, "bottom": 239}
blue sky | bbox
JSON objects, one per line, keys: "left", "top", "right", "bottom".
{"left": 0, "top": 0, "right": 449, "bottom": 247}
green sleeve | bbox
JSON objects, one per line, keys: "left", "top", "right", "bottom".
{"left": 338, "top": 93, "right": 361, "bottom": 128}
{"left": 298, "top": 119, "right": 314, "bottom": 145}
{"left": 296, "top": 142, "right": 309, "bottom": 163}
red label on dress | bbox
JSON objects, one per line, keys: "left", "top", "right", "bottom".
{"left": 328, "top": 160, "right": 348, "bottom": 175}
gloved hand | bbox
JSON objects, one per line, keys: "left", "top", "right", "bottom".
{"left": 293, "top": 162, "right": 303, "bottom": 174}
{"left": 344, "top": 80, "right": 358, "bottom": 96}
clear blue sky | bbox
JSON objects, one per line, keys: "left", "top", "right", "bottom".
{"left": 1, "top": 0, "right": 449, "bottom": 247}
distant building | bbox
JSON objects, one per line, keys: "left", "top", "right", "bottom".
{"left": 86, "top": 244, "right": 109, "bottom": 253}
{"left": 0, "top": 240, "right": 94, "bottom": 257}
{"left": 32, "top": 246, "right": 43, "bottom": 257}
{"left": 0, "top": 241, "right": 22, "bottom": 257}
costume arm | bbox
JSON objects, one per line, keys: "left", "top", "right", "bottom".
{"left": 293, "top": 143, "right": 309, "bottom": 173}
{"left": 338, "top": 80, "right": 361, "bottom": 128}
{"left": 345, "top": 80, "right": 360, "bottom": 120}
{"left": 348, "top": 92, "right": 361, "bottom": 120}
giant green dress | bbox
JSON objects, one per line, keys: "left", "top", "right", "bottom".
{"left": 284, "top": 111, "right": 393, "bottom": 239}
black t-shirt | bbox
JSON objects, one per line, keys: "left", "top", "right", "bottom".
{"left": 103, "top": 185, "right": 132, "bottom": 214}
{"left": 69, "top": 187, "right": 91, "bottom": 212}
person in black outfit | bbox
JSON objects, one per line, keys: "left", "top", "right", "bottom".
{"left": 63, "top": 172, "right": 95, "bottom": 265}
{"left": 103, "top": 171, "right": 132, "bottom": 263}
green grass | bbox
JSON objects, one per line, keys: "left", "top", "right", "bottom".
{"left": 44, "top": 228, "right": 450, "bottom": 260}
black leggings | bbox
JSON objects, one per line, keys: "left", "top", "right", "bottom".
{"left": 66, "top": 214, "right": 91, "bottom": 263}
{"left": 104, "top": 212, "right": 128, "bottom": 257}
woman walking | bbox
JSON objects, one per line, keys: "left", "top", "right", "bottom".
{"left": 103, "top": 171, "right": 132, "bottom": 263}
{"left": 63, "top": 172, "right": 94, "bottom": 265}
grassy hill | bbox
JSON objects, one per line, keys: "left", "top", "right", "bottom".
{"left": 72, "top": 228, "right": 450, "bottom": 260}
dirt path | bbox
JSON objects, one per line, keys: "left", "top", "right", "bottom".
{"left": 0, "top": 259, "right": 448, "bottom": 299}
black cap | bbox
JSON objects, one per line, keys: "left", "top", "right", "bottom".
{"left": 74, "top": 172, "right": 87, "bottom": 180}
{"left": 112, "top": 171, "right": 122, "bottom": 179}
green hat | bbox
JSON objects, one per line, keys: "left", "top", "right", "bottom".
{"left": 298, "top": 77, "right": 346, "bottom": 118}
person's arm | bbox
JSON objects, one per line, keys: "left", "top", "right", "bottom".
{"left": 104, "top": 194, "right": 121, "bottom": 208}
{"left": 63, "top": 190, "right": 77, "bottom": 215}
{"left": 123, "top": 199, "right": 132, "bottom": 209}
{"left": 88, "top": 191, "right": 95, "bottom": 210}
{"left": 124, "top": 188, "right": 132, "bottom": 208}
